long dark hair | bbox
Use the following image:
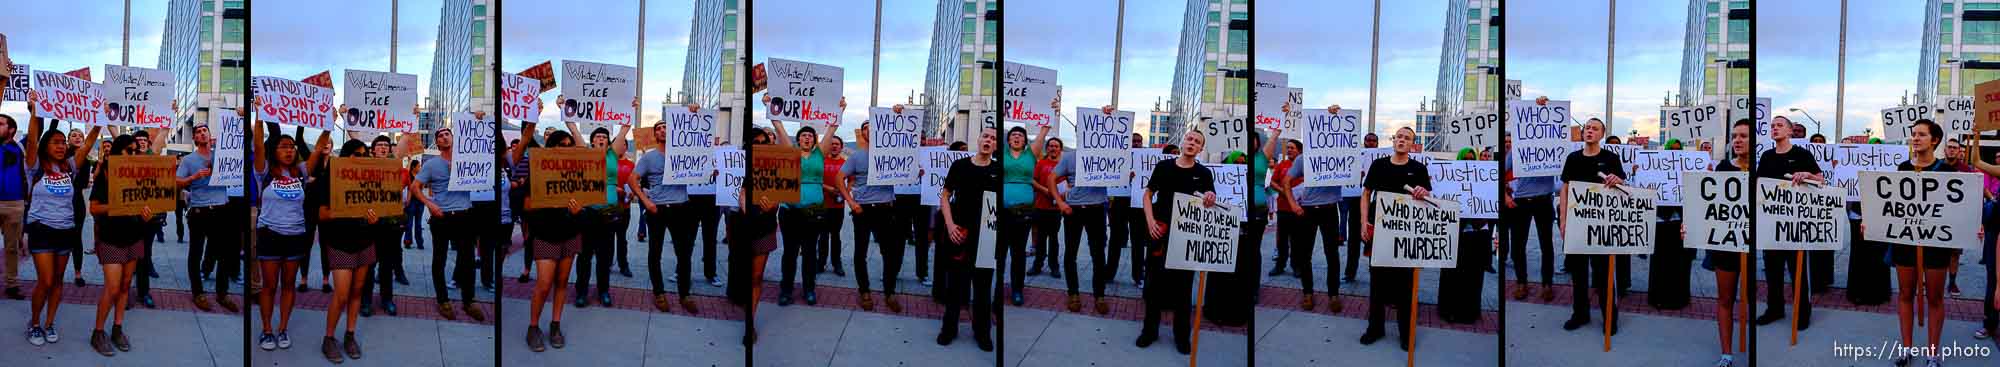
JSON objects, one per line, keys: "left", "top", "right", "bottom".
{"left": 264, "top": 133, "right": 302, "bottom": 178}
{"left": 36, "top": 128, "right": 66, "bottom": 173}
{"left": 546, "top": 130, "right": 577, "bottom": 148}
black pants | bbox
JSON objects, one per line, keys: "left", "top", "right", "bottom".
{"left": 1068, "top": 204, "right": 1108, "bottom": 297}
{"left": 940, "top": 259, "right": 992, "bottom": 339}
{"left": 1648, "top": 219, "right": 1692, "bottom": 309}
{"left": 430, "top": 210, "right": 477, "bottom": 304}
{"left": 852, "top": 202, "right": 905, "bottom": 296}
{"left": 1289, "top": 203, "right": 1340, "bottom": 296}
{"left": 1566, "top": 254, "right": 1618, "bottom": 325}
{"left": 1003, "top": 209, "right": 1032, "bottom": 295}
{"left": 1124, "top": 207, "right": 1148, "bottom": 284}
{"left": 1761, "top": 249, "right": 1812, "bottom": 318}
{"left": 361, "top": 222, "right": 401, "bottom": 307}
{"left": 187, "top": 205, "right": 237, "bottom": 296}
{"left": 613, "top": 208, "right": 633, "bottom": 272}
{"left": 1439, "top": 226, "right": 1492, "bottom": 323}
{"left": 575, "top": 211, "right": 614, "bottom": 299}
{"left": 646, "top": 206, "right": 698, "bottom": 297}
{"left": 1204, "top": 216, "right": 1264, "bottom": 326}
{"left": 1507, "top": 195, "right": 1557, "bottom": 285}
{"left": 895, "top": 195, "right": 931, "bottom": 281}
{"left": 1810, "top": 249, "right": 1835, "bottom": 292}
{"left": 1141, "top": 249, "right": 1192, "bottom": 345}
{"left": 1341, "top": 197, "right": 1364, "bottom": 280}
{"left": 1107, "top": 197, "right": 1130, "bottom": 282}
{"left": 780, "top": 207, "right": 821, "bottom": 295}
{"left": 1366, "top": 265, "right": 1413, "bottom": 335}
{"left": 1032, "top": 208, "right": 1061, "bottom": 273}
{"left": 819, "top": 207, "right": 845, "bottom": 271}
{"left": 691, "top": 195, "right": 721, "bottom": 281}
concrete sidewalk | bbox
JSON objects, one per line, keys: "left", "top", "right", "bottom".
{"left": 0, "top": 297, "right": 242, "bottom": 367}
{"left": 496, "top": 297, "right": 745, "bottom": 367}
{"left": 250, "top": 307, "right": 492, "bottom": 366}
{"left": 1257, "top": 305, "right": 1495, "bottom": 366}
{"left": 1006, "top": 306, "right": 1246, "bottom": 367}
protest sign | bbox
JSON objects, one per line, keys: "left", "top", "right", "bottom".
{"left": 450, "top": 112, "right": 496, "bottom": 191}
{"left": 1001, "top": 62, "right": 1057, "bottom": 127}
{"left": 1755, "top": 178, "right": 1845, "bottom": 251}
{"left": 1164, "top": 193, "right": 1241, "bottom": 273}
{"left": 1880, "top": 104, "right": 1935, "bottom": 144}
{"left": 1859, "top": 171, "right": 1982, "bottom": 251}
{"left": 1369, "top": 191, "right": 1461, "bottom": 268}
{"left": 520, "top": 61, "right": 557, "bottom": 93}
{"left": 1938, "top": 96, "right": 1975, "bottom": 141}
{"left": 1976, "top": 79, "right": 2000, "bottom": 131}
{"left": 975, "top": 192, "right": 1000, "bottom": 269}
{"left": 765, "top": 58, "right": 844, "bottom": 128}
{"left": 1075, "top": 107, "right": 1135, "bottom": 187}
{"left": 1508, "top": 99, "right": 1573, "bottom": 177}
{"left": 211, "top": 109, "right": 246, "bottom": 186}
{"left": 749, "top": 144, "right": 802, "bottom": 203}
{"left": 714, "top": 147, "right": 745, "bottom": 207}
{"left": 665, "top": 109, "right": 720, "bottom": 184}
{"left": 1254, "top": 70, "right": 1287, "bottom": 130}
{"left": 559, "top": 60, "right": 637, "bottom": 126}
{"left": 1282, "top": 88, "right": 1304, "bottom": 140}
{"left": 1665, "top": 102, "right": 1724, "bottom": 143}
{"left": 329, "top": 157, "right": 404, "bottom": 218}
{"left": 1202, "top": 115, "right": 1251, "bottom": 156}
{"left": 1206, "top": 163, "right": 1249, "bottom": 220}
{"left": 340, "top": 70, "right": 418, "bottom": 133}
{"left": 501, "top": 72, "right": 543, "bottom": 123}
{"left": 1297, "top": 108, "right": 1365, "bottom": 187}
{"left": 1355, "top": 148, "right": 1434, "bottom": 194}
{"left": 1832, "top": 144, "right": 1909, "bottom": 201}
{"left": 921, "top": 148, "right": 973, "bottom": 206}
{"left": 105, "top": 155, "right": 178, "bottom": 216}
{"left": 1426, "top": 160, "right": 1499, "bottom": 219}
{"left": 868, "top": 107, "right": 923, "bottom": 185}
{"left": 3, "top": 64, "right": 26, "bottom": 101}
{"left": 1682, "top": 171, "right": 1750, "bottom": 253}
{"left": 1627, "top": 150, "right": 1711, "bottom": 206}
{"left": 527, "top": 147, "right": 607, "bottom": 209}
{"left": 33, "top": 70, "right": 104, "bottom": 125}
{"left": 1562, "top": 182, "right": 1658, "bottom": 255}
{"left": 1793, "top": 140, "right": 1838, "bottom": 174}
{"left": 1129, "top": 149, "right": 1175, "bottom": 208}
{"left": 103, "top": 65, "right": 175, "bottom": 129}
{"left": 1442, "top": 110, "right": 1500, "bottom": 152}
{"left": 252, "top": 76, "right": 336, "bottom": 129}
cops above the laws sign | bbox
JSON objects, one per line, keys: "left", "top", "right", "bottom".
{"left": 1682, "top": 171, "right": 1748, "bottom": 253}
{"left": 1164, "top": 193, "right": 1240, "bottom": 273}
{"left": 1562, "top": 182, "right": 1657, "bottom": 255}
{"left": 1859, "top": 171, "right": 1982, "bottom": 251}
{"left": 1369, "top": 191, "right": 1461, "bottom": 268}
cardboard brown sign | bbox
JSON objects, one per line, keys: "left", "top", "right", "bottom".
{"left": 330, "top": 157, "right": 404, "bottom": 219}
{"left": 749, "top": 144, "right": 801, "bottom": 203}
{"left": 529, "top": 147, "right": 607, "bottom": 209}
{"left": 1976, "top": 79, "right": 2000, "bottom": 131}
{"left": 106, "top": 155, "right": 178, "bottom": 216}
{"left": 520, "top": 61, "right": 557, "bottom": 94}
{"left": 636, "top": 123, "right": 661, "bottom": 152}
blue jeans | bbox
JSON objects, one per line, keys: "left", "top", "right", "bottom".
{"left": 404, "top": 202, "right": 425, "bottom": 244}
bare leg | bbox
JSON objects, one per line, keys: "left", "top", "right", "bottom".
{"left": 346, "top": 265, "right": 367, "bottom": 332}
{"left": 259, "top": 261, "right": 279, "bottom": 333}
{"left": 1923, "top": 268, "right": 1947, "bottom": 350}
{"left": 30, "top": 253, "right": 57, "bottom": 326}
{"left": 95, "top": 263, "right": 126, "bottom": 331}
{"left": 112, "top": 261, "right": 134, "bottom": 325}
{"left": 530, "top": 259, "right": 557, "bottom": 325}
{"left": 325, "top": 268, "right": 352, "bottom": 337}
{"left": 1715, "top": 270, "right": 1737, "bottom": 355}
{"left": 279, "top": 261, "right": 300, "bottom": 333}
{"left": 43, "top": 255, "right": 68, "bottom": 328}
{"left": 552, "top": 256, "right": 576, "bottom": 322}
{"left": 1896, "top": 266, "right": 1918, "bottom": 351}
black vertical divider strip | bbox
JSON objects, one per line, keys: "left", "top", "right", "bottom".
{"left": 741, "top": 0, "right": 755, "bottom": 365}
{"left": 241, "top": 1, "right": 254, "bottom": 365}
{"left": 1243, "top": 0, "right": 1256, "bottom": 364}
{"left": 1745, "top": 1, "right": 1758, "bottom": 366}
{"left": 992, "top": 1, "right": 1006, "bottom": 365}
{"left": 1494, "top": 1, "right": 1507, "bottom": 365}
{"left": 491, "top": 1, "right": 504, "bottom": 365}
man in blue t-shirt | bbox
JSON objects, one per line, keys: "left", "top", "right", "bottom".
{"left": 0, "top": 114, "right": 25, "bottom": 300}
{"left": 177, "top": 124, "right": 239, "bottom": 312}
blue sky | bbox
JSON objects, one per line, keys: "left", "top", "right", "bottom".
{"left": 1258, "top": 0, "right": 1449, "bottom": 135}
{"left": 1506, "top": 0, "right": 1695, "bottom": 138}
{"left": 1004, "top": 0, "right": 1188, "bottom": 142}
{"left": 0, "top": 0, "right": 176, "bottom": 130}
{"left": 747, "top": 0, "right": 939, "bottom": 140}
{"left": 1760, "top": 0, "right": 1927, "bottom": 139}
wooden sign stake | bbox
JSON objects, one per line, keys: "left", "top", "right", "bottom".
{"left": 1408, "top": 268, "right": 1420, "bottom": 367}
{"left": 1188, "top": 271, "right": 1209, "bottom": 367}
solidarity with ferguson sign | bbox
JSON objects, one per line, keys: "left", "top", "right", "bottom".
{"left": 1682, "top": 172, "right": 1749, "bottom": 253}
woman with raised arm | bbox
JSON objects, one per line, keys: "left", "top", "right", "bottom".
{"left": 763, "top": 94, "right": 846, "bottom": 306}
{"left": 20, "top": 91, "right": 100, "bottom": 348}
{"left": 249, "top": 96, "right": 331, "bottom": 353}
{"left": 562, "top": 98, "right": 634, "bottom": 308}
{"left": 936, "top": 127, "right": 998, "bottom": 351}
{"left": 1003, "top": 97, "right": 1055, "bottom": 306}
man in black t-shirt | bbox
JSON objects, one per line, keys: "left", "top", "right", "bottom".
{"left": 1753, "top": 115, "right": 1824, "bottom": 329}
{"left": 1138, "top": 129, "right": 1217, "bottom": 355}
{"left": 1357, "top": 127, "right": 1432, "bottom": 350}
{"left": 1559, "top": 118, "right": 1630, "bottom": 332}
{"left": 936, "top": 129, "right": 998, "bottom": 351}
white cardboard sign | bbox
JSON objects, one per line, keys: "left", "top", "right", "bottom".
{"left": 341, "top": 69, "right": 418, "bottom": 133}
{"left": 559, "top": 60, "right": 638, "bottom": 126}
{"left": 1002, "top": 62, "right": 1057, "bottom": 127}
{"left": 1164, "top": 193, "right": 1241, "bottom": 273}
{"left": 1508, "top": 99, "right": 1573, "bottom": 178}
{"left": 1755, "top": 178, "right": 1847, "bottom": 251}
{"left": 1370, "top": 191, "right": 1461, "bottom": 268}
{"left": 664, "top": 109, "right": 720, "bottom": 184}
{"left": 1074, "top": 107, "right": 1135, "bottom": 187}
{"left": 1859, "top": 171, "right": 1982, "bottom": 251}
{"left": 103, "top": 65, "right": 176, "bottom": 129}
{"left": 1562, "top": 182, "right": 1658, "bottom": 255}
{"left": 1681, "top": 171, "right": 1749, "bottom": 253}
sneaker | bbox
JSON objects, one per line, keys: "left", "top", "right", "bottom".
{"left": 920, "top": 278, "right": 932, "bottom": 287}
{"left": 1358, "top": 330, "right": 1383, "bottom": 345}
{"left": 804, "top": 290, "right": 818, "bottom": 305}
{"left": 1894, "top": 355, "right": 1910, "bottom": 366}
{"left": 259, "top": 333, "right": 277, "bottom": 350}
{"left": 276, "top": 331, "right": 291, "bottom": 349}
{"left": 28, "top": 326, "right": 46, "bottom": 346}
{"left": 1949, "top": 283, "right": 1962, "bottom": 297}
{"left": 709, "top": 278, "right": 724, "bottom": 287}
{"left": 1713, "top": 355, "right": 1733, "bottom": 367}
{"left": 321, "top": 336, "right": 343, "bottom": 363}
{"left": 111, "top": 326, "right": 130, "bottom": 351}
{"left": 1976, "top": 328, "right": 1991, "bottom": 340}
{"left": 92, "top": 330, "right": 115, "bottom": 356}
{"left": 1926, "top": 356, "right": 1942, "bottom": 367}
{"left": 43, "top": 326, "right": 57, "bottom": 343}
{"left": 448, "top": 280, "right": 458, "bottom": 290}
{"left": 525, "top": 325, "right": 546, "bottom": 352}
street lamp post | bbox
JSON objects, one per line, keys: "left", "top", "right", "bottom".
{"left": 1788, "top": 107, "right": 1823, "bottom": 137}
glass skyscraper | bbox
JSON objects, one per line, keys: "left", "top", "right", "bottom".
{"left": 923, "top": 0, "right": 997, "bottom": 144}
{"left": 1923, "top": 0, "right": 2000, "bottom": 102}
{"left": 1426, "top": 0, "right": 1500, "bottom": 151}
{"left": 1167, "top": 0, "right": 1248, "bottom": 141}
{"left": 159, "top": 0, "right": 246, "bottom": 149}
{"left": 426, "top": 0, "right": 492, "bottom": 147}
{"left": 682, "top": 0, "right": 743, "bottom": 143}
